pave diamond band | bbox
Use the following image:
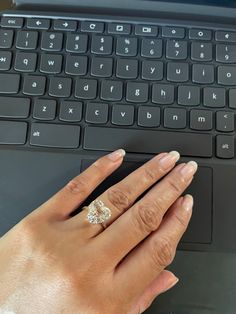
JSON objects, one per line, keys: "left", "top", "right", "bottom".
{"left": 85, "top": 199, "right": 112, "bottom": 225}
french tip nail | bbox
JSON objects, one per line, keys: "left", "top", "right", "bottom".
{"left": 108, "top": 149, "right": 126, "bottom": 161}
{"left": 169, "top": 150, "right": 180, "bottom": 161}
{"left": 164, "top": 276, "right": 179, "bottom": 293}
{"left": 188, "top": 160, "right": 198, "bottom": 171}
{"left": 183, "top": 194, "right": 194, "bottom": 211}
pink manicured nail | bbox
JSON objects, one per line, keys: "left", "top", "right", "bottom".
{"left": 108, "top": 149, "right": 126, "bottom": 161}
{"left": 163, "top": 276, "right": 179, "bottom": 293}
{"left": 180, "top": 161, "right": 198, "bottom": 180}
{"left": 159, "top": 151, "right": 180, "bottom": 170}
{"left": 182, "top": 194, "right": 194, "bottom": 212}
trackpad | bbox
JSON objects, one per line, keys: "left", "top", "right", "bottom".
{"left": 81, "top": 160, "right": 213, "bottom": 244}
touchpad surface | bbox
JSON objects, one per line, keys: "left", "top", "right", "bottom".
{"left": 81, "top": 161, "right": 213, "bottom": 244}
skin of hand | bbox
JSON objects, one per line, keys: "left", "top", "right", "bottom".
{"left": 0, "top": 150, "right": 197, "bottom": 314}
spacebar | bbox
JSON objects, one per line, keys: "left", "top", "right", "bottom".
{"left": 84, "top": 127, "right": 213, "bottom": 157}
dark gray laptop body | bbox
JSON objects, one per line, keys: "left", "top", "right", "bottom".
{"left": 1, "top": 0, "right": 236, "bottom": 312}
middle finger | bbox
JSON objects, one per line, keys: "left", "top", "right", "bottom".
{"left": 96, "top": 160, "right": 197, "bottom": 262}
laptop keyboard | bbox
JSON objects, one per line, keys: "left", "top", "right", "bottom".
{"left": 0, "top": 15, "right": 236, "bottom": 159}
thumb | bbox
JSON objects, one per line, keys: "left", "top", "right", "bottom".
{"left": 130, "top": 270, "right": 179, "bottom": 314}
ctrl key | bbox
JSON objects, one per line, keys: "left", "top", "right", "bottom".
{"left": 216, "top": 135, "right": 234, "bottom": 159}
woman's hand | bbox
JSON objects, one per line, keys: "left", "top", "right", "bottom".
{"left": 0, "top": 150, "right": 197, "bottom": 314}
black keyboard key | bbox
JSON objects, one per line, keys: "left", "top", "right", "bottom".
{"left": 167, "top": 62, "right": 189, "bottom": 82}
{"left": 0, "top": 51, "right": 12, "bottom": 71}
{"left": 166, "top": 40, "right": 187, "bottom": 60}
{"left": 192, "top": 64, "right": 214, "bottom": 84}
{"left": 100, "top": 80, "right": 123, "bottom": 101}
{"left": 41, "top": 32, "right": 63, "bottom": 52}
{"left": 229, "top": 89, "right": 236, "bottom": 109}
{"left": 116, "top": 37, "right": 138, "bottom": 57}
{"left": 91, "top": 35, "right": 113, "bottom": 55}
{"left": 14, "top": 52, "right": 37, "bottom": 72}
{"left": 91, "top": 57, "right": 113, "bottom": 77}
{"left": 0, "top": 97, "right": 30, "bottom": 118}
{"left": 135, "top": 25, "right": 158, "bottom": 36}
{"left": 59, "top": 101, "right": 82, "bottom": 122}
{"left": 0, "top": 73, "right": 20, "bottom": 94}
{"left": 152, "top": 84, "right": 174, "bottom": 105}
{"left": 141, "top": 39, "right": 163, "bottom": 58}
{"left": 81, "top": 21, "right": 104, "bottom": 33}
{"left": 216, "top": 44, "right": 236, "bottom": 63}
{"left": 1, "top": 17, "right": 23, "bottom": 28}
{"left": 216, "top": 135, "right": 234, "bottom": 159}
{"left": 189, "top": 29, "right": 212, "bottom": 40}
{"left": 203, "top": 87, "right": 226, "bottom": 108}
{"left": 178, "top": 85, "right": 200, "bottom": 106}
{"left": 138, "top": 106, "right": 160, "bottom": 127}
{"left": 112, "top": 104, "right": 134, "bottom": 126}
{"left": 53, "top": 20, "right": 77, "bottom": 31}
{"left": 126, "top": 82, "right": 149, "bottom": 103}
{"left": 84, "top": 126, "right": 213, "bottom": 157}
{"left": 164, "top": 107, "right": 187, "bottom": 129}
{"left": 30, "top": 123, "right": 80, "bottom": 148}
{"left": 16, "top": 31, "right": 38, "bottom": 50}
{"left": 27, "top": 18, "right": 50, "bottom": 30}
{"left": 85, "top": 102, "right": 108, "bottom": 124}
{"left": 108, "top": 23, "right": 131, "bottom": 35}
{"left": 0, "top": 121, "right": 27, "bottom": 145}
{"left": 65, "top": 55, "right": 88, "bottom": 76}
{"left": 49, "top": 77, "right": 72, "bottom": 98}
{"left": 116, "top": 59, "right": 138, "bottom": 79}
{"left": 23, "top": 75, "right": 46, "bottom": 96}
{"left": 190, "top": 109, "right": 213, "bottom": 131}
{"left": 0, "top": 29, "right": 14, "bottom": 48}
{"left": 162, "top": 26, "right": 185, "bottom": 39}
{"left": 191, "top": 42, "right": 213, "bottom": 62}
{"left": 33, "top": 99, "right": 57, "bottom": 120}
{"left": 215, "top": 31, "right": 236, "bottom": 43}
{"left": 40, "top": 54, "right": 62, "bottom": 74}
{"left": 216, "top": 111, "right": 234, "bottom": 132}
{"left": 75, "top": 79, "right": 97, "bottom": 99}
{"left": 66, "top": 34, "right": 88, "bottom": 53}
{"left": 142, "top": 61, "right": 163, "bottom": 81}
{"left": 218, "top": 66, "right": 236, "bottom": 85}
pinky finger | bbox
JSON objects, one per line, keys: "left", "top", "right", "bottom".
{"left": 130, "top": 270, "right": 179, "bottom": 314}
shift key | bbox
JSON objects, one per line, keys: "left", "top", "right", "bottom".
{"left": 30, "top": 123, "right": 80, "bottom": 148}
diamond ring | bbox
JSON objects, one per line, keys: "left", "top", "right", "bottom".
{"left": 85, "top": 199, "right": 111, "bottom": 225}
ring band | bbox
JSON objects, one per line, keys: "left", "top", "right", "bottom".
{"left": 84, "top": 199, "right": 111, "bottom": 225}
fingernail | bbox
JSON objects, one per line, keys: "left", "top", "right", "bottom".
{"left": 182, "top": 194, "right": 194, "bottom": 212}
{"left": 159, "top": 151, "right": 180, "bottom": 170}
{"left": 108, "top": 149, "right": 126, "bottom": 161}
{"left": 163, "top": 276, "right": 179, "bottom": 293}
{"left": 179, "top": 161, "right": 198, "bottom": 180}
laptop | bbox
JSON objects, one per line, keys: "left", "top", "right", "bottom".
{"left": 2, "top": 0, "right": 236, "bottom": 313}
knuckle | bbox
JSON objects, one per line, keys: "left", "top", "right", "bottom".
{"left": 66, "top": 176, "right": 89, "bottom": 195}
{"left": 167, "top": 175, "right": 185, "bottom": 195}
{"left": 134, "top": 203, "right": 161, "bottom": 234}
{"left": 150, "top": 237, "right": 175, "bottom": 268}
{"left": 172, "top": 211, "right": 189, "bottom": 230}
{"left": 107, "top": 187, "right": 131, "bottom": 211}
{"left": 142, "top": 167, "right": 159, "bottom": 182}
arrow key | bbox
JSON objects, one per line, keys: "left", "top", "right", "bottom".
{"left": 216, "top": 111, "right": 234, "bottom": 132}
{"left": 27, "top": 18, "right": 50, "bottom": 30}
{"left": 53, "top": 20, "right": 77, "bottom": 31}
